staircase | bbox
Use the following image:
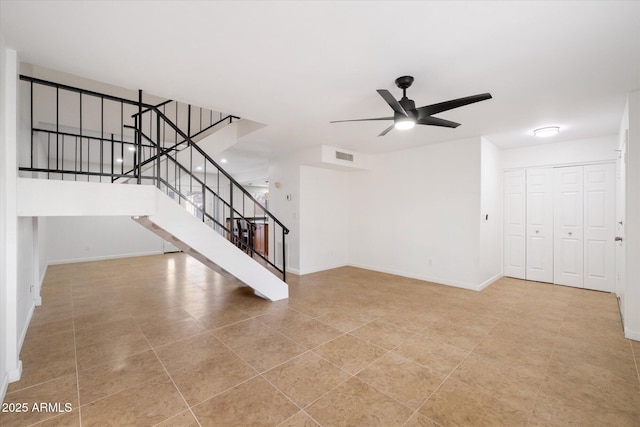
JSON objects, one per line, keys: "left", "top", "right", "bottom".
{"left": 17, "top": 75, "right": 289, "bottom": 301}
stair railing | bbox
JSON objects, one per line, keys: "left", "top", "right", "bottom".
{"left": 132, "top": 99, "right": 240, "bottom": 146}
{"left": 132, "top": 102, "right": 289, "bottom": 280}
{"left": 18, "top": 75, "right": 289, "bottom": 281}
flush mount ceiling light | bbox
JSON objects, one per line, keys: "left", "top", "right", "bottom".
{"left": 533, "top": 126, "right": 560, "bottom": 138}
{"left": 221, "top": 158, "right": 228, "bottom": 163}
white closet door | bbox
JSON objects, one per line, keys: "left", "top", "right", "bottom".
{"left": 504, "top": 170, "right": 526, "bottom": 279}
{"left": 526, "top": 168, "right": 554, "bottom": 283}
{"left": 583, "top": 163, "right": 616, "bottom": 292}
{"left": 554, "top": 166, "right": 584, "bottom": 287}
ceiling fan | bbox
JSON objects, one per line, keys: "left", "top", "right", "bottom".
{"left": 331, "top": 76, "right": 492, "bottom": 136}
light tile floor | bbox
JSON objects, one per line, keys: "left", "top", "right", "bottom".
{"left": 1, "top": 253, "right": 639, "bottom": 426}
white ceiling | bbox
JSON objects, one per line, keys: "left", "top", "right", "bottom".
{"left": 2, "top": 1, "right": 639, "bottom": 159}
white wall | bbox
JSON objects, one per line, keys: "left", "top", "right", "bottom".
{"left": 37, "top": 217, "right": 47, "bottom": 293}
{"left": 348, "top": 137, "right": 483, "bottom": 289}
{"left": 16, "top": 217, "right": 37, "bottom": 350}
{"left": 268, "top": 147, "right": 320, "bottom": 274}
{"left": 0, "top": 37, "right": 21, "bottom": 403}
{"left": 24, "top": 64, "right": 162, "bottom": 138}
{"left": 479, "top": 138, "right": 502, "bottom": 286}
{"left": 501, "top": 135, "right": 618, "bottom": 170}
{"left": 617, "top": 102, "right": 629, "bottom": 304}
{"left": 299, "top": 165, "right": 349, "bottom": 274}
{"left": 0, "top": 32, "right": 9, "bottom": 404}
{"left": 15, "top": 59, "right": 41, "bottom": 357}
{"left": 623, "top": 91, "right": 640, "bottom": 341}
{"left": 46, "top": 216, "right": 164, "bottom": 265}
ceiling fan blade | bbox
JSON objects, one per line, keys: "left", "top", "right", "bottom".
{"left": 377, "top": 90, "right": 408, "bottom": 116}
{"left": 417, "top": 93, "right": 492, "bottom": 117}
{"left": 416, "top": 116, "right": 461, "bottom": 128}
{"left": 378, "top": 124, "right": 395, "bottom": 137}
{"left": 330, "top": 117, "right": 394, "bottom": 123}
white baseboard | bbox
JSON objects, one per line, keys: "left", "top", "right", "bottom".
{"left": 347, "top": 262, "right": 484, "bottom": 291}
{"left": 298, "top": 263, "right": 349, "bottom": 276}
{"left": 1, "top": 371, "right": 8, "bottom": 405}
{"left": 47, "top": 250, "right": 163, "bottom": 265}
{"left": 624, "top": 327, "right": 640, "bottom": 342}
{"left": 7, "top": 360, "right": 22, "bottom": 383}
{"left": 477, "top": 273, "right": 503, "bottom": 291}
{"left": 286, "top": 267, "right": 301, "bottom": 275}
{"left": 35, "top": 263, "right": 48, "bottom": 306}
{"left": 18, "top": 300, "right": 36, "bottom": 353}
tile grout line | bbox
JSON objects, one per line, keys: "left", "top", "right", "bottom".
{"left": 259, "top": 321, "right": 411, "bottom": 426}
{"left": 139, "top": 331, "right": 203, "bottom": 427}
{"left": 75, "top": 373, "right": 167, "bottom": 410}
{"left": 307, "top": 314, "right": 486, "bottom": 426}
{"left": 630, "top": 341, "right": 640, "bottom": 385}
{"left": 400, "top": 315, "right": 505, "bottom": 427}
{"left": 70, "top": 280, "right": 83, "bottom": 427}
{"left": 274, "top": 408, "right": 322, "bottom": 427}
{"left": 523, "top": 305, "right": 568, "bottom": 427}
{"left": 20, "top": 257, "right": 635, "bottom": 426}
{"left": 314, "top": 330, "right": 419, "bottom": 426}
{"left": 72, "top": 344, "right": 149, "bottom": 376}
{"left": 174, "top": 329, "right": 270, "bottom": 417}
{"left": 19, "top": 286, "right": 77, "bottom": 427}
{"left": 258, "top": 368, "right": 309, "bottom": 418}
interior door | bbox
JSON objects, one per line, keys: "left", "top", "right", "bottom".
{"left": 526, "top": 168, "right": 554, "bottom": 282}
{"left": 554, "top": 166, "right": 584, "bottom": 287}
{"left": 578, "top": 163, "right": 617, "bottom": 294}
{"left": 504, "top": 170, "right": 526, "bottom": 279}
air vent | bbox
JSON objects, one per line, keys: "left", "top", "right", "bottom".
{"left": 335, "top": 151, "right": 354, "bottom": 162}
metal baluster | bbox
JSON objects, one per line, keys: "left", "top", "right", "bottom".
{"left": 137, "top": 89, "right": 142, "bottom": 184}
{"left": 100, "top": 96, "right": 104, "bottom": 181}
{"left": 156, "top": 113, "right": 161, "bottom": 188}
{"left": 282, "top": 228, "right": 287, "bottom": 281}
{"left": 229, "top": 180, "right": 234, "bottom": 245}
{"left": 61, "top": 134, "right": 64, "bottom": 179}
{"left": 202, "top": 183, "right": 206, "bottom": 223}
{"left": 120, "top": 101, "right": 123, "bottom": 179}
{"left": 56, "top": 87, "right": 59, "bottom": 171}
{"left": 78, "top": 92, "right": 82, "bottom": 173}
{"left": 74, "top": 136, "right": 77, "bottom": 181}
{"left": 111, "top": 133, "right": 114, "bottom": 180}
{"left": 30, "top": 81, "right": 33, "bottom": 169}
{"left": 47, "top": 133, "right": 51, "bottom": 179}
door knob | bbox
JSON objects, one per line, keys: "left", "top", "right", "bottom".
{"left": 615, "top": 236, "right": 623, "bottom": 242}
{"left": 568, "top": 232, "right": 572, "bottom": 236}
{"left": 535, "top": 230, "right": 539, "bottom": 234}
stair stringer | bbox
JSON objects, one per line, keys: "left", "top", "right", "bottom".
{"left": 133, "top": 188, "right": 288, "bottom": 301}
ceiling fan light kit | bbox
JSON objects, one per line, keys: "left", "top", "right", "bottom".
{"left": 331, "top": 75, "right": 492, "bottom": 136}
{"left": 394, "top": 116, "right": 415, "bottom": 130}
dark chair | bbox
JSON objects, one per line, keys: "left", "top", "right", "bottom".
{"left": 236, "top": 219, "right": 254, "bottom": 256}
